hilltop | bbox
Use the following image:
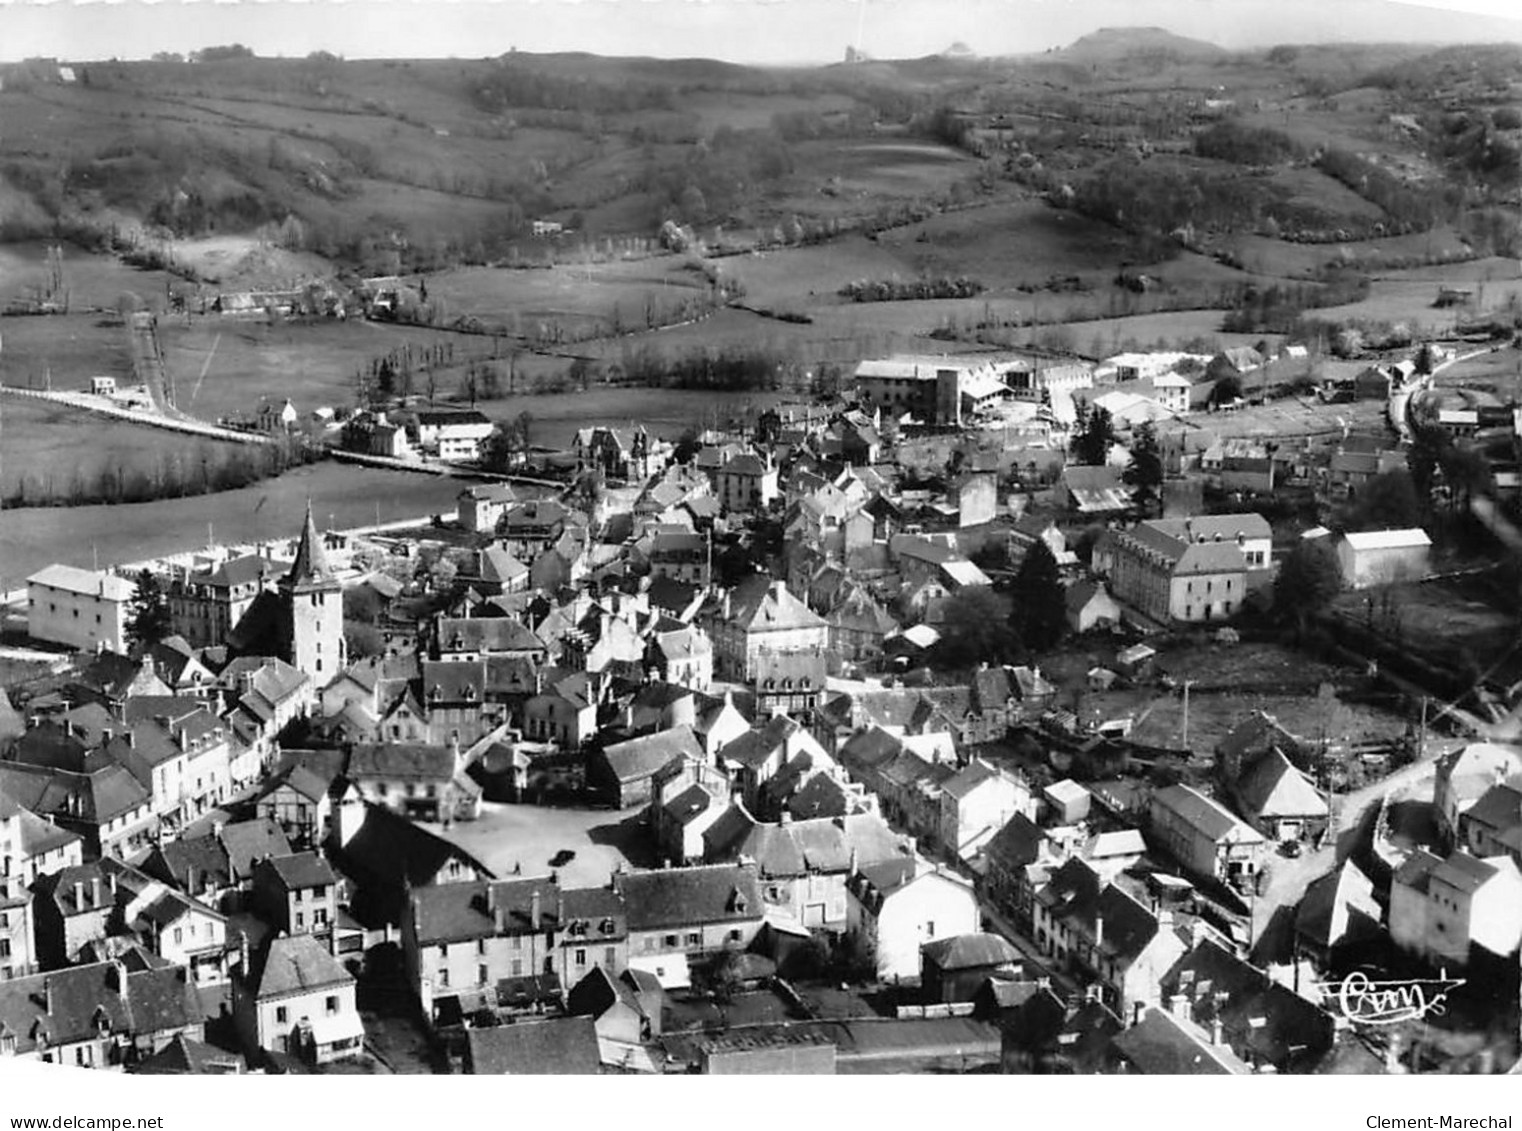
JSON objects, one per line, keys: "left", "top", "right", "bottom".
{"left": 1057, "top": 26, "right": 1228, "bottom": 63}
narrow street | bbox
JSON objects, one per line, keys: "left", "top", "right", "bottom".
{"left": 977, "top": 899, "right": 1083, "bottom": 1001}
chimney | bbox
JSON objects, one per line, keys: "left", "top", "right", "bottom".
{"left": 1169, "top": 993, "right": 1189, "bottom": 1020}
{"left": 779, "top": 811, "right": 792, "bottom": 826}
{"left": 529, "top": 889, "right": 542, "bottom": 931}
{"left": 110, "top": 960, "right": 128, "bottom": 994}
{"left": 1210, "top": 1017, "right": 1224, "bottom": 1047}
{"left": 108, "top": 872, "right": 118, "bottom": 897}
{"left": 91, "top": 876, "right": 101, "bottom": 908}
{"left": 238, "top": 931, "right": 250, "bottom": 976}
{"left": 185, "top": 866, "right": 196, "bottom": 893}
{"left": 1131, "top": 1001, "right": 1146, "bottom": 1027}
{"left": 1093, "top": 914, "right": 1104, "bottom": 952}
{"left": 849, "top": 848, "right": 859, "bottom": 878}
{"left": 72, "top": 880, "right": 84, "bottom": 911}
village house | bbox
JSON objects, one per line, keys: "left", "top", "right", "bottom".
{"left": 346, "top": 741, "right": 481, "bottom": 824}
{"left": 1388, "top": 849, "right": 1522, "bottom": 969}
{"left": 615, "top": 863, "right": 764, "bottom": 985}
{"left": 251, "top": 852, "right": 339, "bottom": 939}
{"left": 0, "top": 959, "right": 206, "bottom": 1069}
{"left": 465, "top": 1016, "right": 602, "bottom": 1075}
{"left": 1031, "top": 857, "right": 1185, "bottom": 1016}
{"left": 707, "top": 576, "right": 829, "bottom": 682}
{"left": 252, "top": 758, "right": 338, "bottom": 849}
{"left": 939, "top": 759, "right": 1037, "bottom": 863}
{"left": 166, "top": 554, "right": 274, "bottom": 649}
{"left": 232, "top": 933, "right": 364, "bottom": 1065}
{"left": 574, "top": 426, "right": 669, "bottom": 483}
{"left": 523, "top": 670, "right": 600, "bottom": 750}
{"left": 1434, "top": 742, "right": 1522, "bottom": 847}
{"left": 845, "top": 865, "right": 978, "bottom": 982}
{"left": 920, "top": 932, "right": 1023, "bottom": 1003}
{"left": 713, "top": 451, "right": 780, "bottom": 514}
{"left": 415, "top": 409, "right": 495, "bottom": 461}
{"left": 593, "top": 725, "right": 705, "bottom": 811}
{"left": 1148, "top": 784, "right": 1266, "bottom": 889}
{"left": 457, "top": 484, "right": 517, "bottom": 533}
{"left": 1227, "top": 747, "right": 1328, "bottom": 844}
{"left": 1459, "top": 783, "right": 1522, "bottom": 866}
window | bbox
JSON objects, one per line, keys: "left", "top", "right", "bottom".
{"left": 728, "top": 929, "right": 742, "bottom": 942}
{"left": 478, "top": 965, "right": 489, "bottom": 985}
{"left": 0, "top": 940, "right": 10, "bottom": 959}
{"left": 476, "top": 938, "right": 486, "bottom": 956}
{"left": 438, "top": 944, "right": 448, "bottom": 960}
{"left": 276, "top": 1006, "right": 288, "bottom": 1024}
{"left": 173, "top": 927, "right": 182, "bottom": 944}
{"left": 604, "top": 947, "right": 616, "bottom": 969}
{"left": 295, "top": 912, "right": 304, "bottom": 930}
{"left": 325, "top": 995, "right": 339, "bottom": 1016}
{"left": 664, "top": 934, "right": 678, "bottom": 948}
{"left": 510, "top": 959, "right": 523, "bottom": 977}
{"left": 925, "top": 920, "right": 935, "bottom": 936}
{"left": 511, "top": 934, "right": 522, "bottom": 950}
{"left": 314, "top": 908, "right": 328, "bottom": 927}
{"left": 685, "top": 932, "right": 700, "bottom": 946}
{"left": 575, "top": 948, "right": 586, "bottom": 966}
{"left": 437, "top": 969, "right": 450, "bottom": 987}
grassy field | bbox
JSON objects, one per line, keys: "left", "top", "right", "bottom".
{"left": 0, "top": 313, "right": 134, "bottom": 387}
{"left": 423, "top": 257, "right": 710, "bottom": 337}
{"left": 0, "top": 396, "right": 241, "bottom": 501}
{"left": 0, "top": 461, "right": 466, "bottom": 584}
{"left": 1312, "top": 277, "right": 1522, "bottom": 329}
{"left": 0, "top": 242, "right": 179, "bottom": 312}
{"left": 156, "top": 317, "right": 467, "bottom": 420}
{"left": 1220, "top": 227, "right": 1479, "bottom": 279}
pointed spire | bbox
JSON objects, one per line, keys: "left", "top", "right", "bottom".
{"left": 285, "top": 500, "right": 335, "bottom": 588}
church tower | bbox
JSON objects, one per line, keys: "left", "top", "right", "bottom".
{"left": 281, "top": 503, "right": 345, "bottom": 684}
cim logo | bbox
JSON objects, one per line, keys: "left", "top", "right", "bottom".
{"left": 1316, "top": 969, "right": 1466, "bottom": 1026}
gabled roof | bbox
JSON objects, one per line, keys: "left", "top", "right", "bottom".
{"left": 261, "top": 851, "right": 336, "bottom": 891}
{"left": 1111, "top": 1006, "right": 1249, "bottom": 1074}
{"left": 219, "top": 818, "right": 292, "bottom": 881}
{"left": 1234, "top": 748, "right": 1328, "bottom": 821}
{"left": 614, "top": 863, "right": 762, "bottom": 931}
{"left": 600, "top": 726, "right": 702, "bottom": 784}
{"left": 285, "top": 502, "right": 337, "bottom": 591}
{"left": 1152, "top": 784, "right": 1263, "bottom": 846}
{"left": 921, "top": 932, "right": 1021, "bottom": 971}
{"left": 349, "top": 743, "right": 456, "bottom": 782}
{"left": 132, "top": 1032, "right": 245, "bottom": 1075}
{"left": 467, "top": 1016, "right": 600, "bottom": 1075}
{"left": 248, "top": 933, "right": 353, "bottom": 998}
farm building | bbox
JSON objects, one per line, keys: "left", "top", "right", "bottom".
{"left": 1336, "top": 529, "right": 1431, "bottom": 589}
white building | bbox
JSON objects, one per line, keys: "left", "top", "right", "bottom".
{"left": 1336, "top": 529, "right": 1432, "bottom": 589}
{"left": 27, "top": 565, "right": 136, "bottom": 653}
{"left": 846, "top": 866, "right": 979, "bottom": 981}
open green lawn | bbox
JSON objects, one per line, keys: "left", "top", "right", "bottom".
{"left": 1312, "top": 277, "right": 1522, "bottom": 329}
{"left": 0, "top": 243, "right": 178, "bottom": 312}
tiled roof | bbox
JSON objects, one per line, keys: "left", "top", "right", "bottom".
{"left": 1152, "top": 784, "right": 1261, "bottom": 845}
{"left": 1111, "top": 1007, "right": 1248, "bottom": 1074}
{"left": 264, "top": 851, "right": 336, "bottom": 891}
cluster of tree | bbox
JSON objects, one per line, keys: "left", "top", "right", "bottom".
{"left": 1220, "top": 272, "right": 1372, "bottom": 334}
{"left": 1192, "top": 120, "right": 1303, "bottom": 166}
{"left": 638, "top": 125, "right": 794, "bottom": 225}
{"left": 468, "top": 61, "right": 677, "bottom": 117}
{"left": 357, "top": 340, "right": 458, "bottom": 405}
{"left": 191, "top": 44, "right": 256, "bottom": 63}
{"left": 837, "top": 276, "right": 985, "bottom": 303}
{"left": 616, "top": 342, "right": 794, "bottom": 392}
{"left": 1422, "top": 108, "right": 1522, "bottom": 193}
{"left": 1314, "top": 148, "right": 1462, "bottom": 234}
{"left": 933, "top": 541, "right": 1068, "bottom": 671}
{"left": 480, "top": 412, "right": 536, "bottom": 472}
{"left": 1069, "top": 402, "right": 1116, "bottom": 466}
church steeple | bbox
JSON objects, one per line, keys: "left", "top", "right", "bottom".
{"left": 285, "top": 501, "right": 336, "bottom": 591}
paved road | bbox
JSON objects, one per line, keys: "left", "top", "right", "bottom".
{"left": 977, "top": 899, "right": 1082, "bottom": 1001}
{"left": 1251, "top": 738, "right": 1464, "bottom": 943}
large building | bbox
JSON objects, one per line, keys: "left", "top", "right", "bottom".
{"left": 1099, "top": 514, "right": 1272, "bottom": 624}
{"left": 167, "top": 554, "right": 274, "bottom": 649}
{"left": 853, "top": 356, "right": 1013, "bottom": 427}
{"left": 26, "top": 565, "right": 136, "bottom": 653}
{"left": 707, "top": 576, "right": 829, "bottom": 682}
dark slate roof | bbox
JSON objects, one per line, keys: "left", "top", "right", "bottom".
{"left": 436, "top": 618, "right": 544, "bottom": 654}
{"left": 599, "top": 726, "right": 701, "bottom": 784}
{"left": 349, "top": 743, "right": 456, "bottom": 782}
{"left": 334, "top": 803, "right": 494, "bottom": 903}
{"left": 219, "top": 818, "right": 292, "bottom": 881}
{"left": 614, "top": 864, "right": 762, "bottom": 931}
{"left": 467, "top": 1016, "right": 601, "bottom": 1075}
{"left": 921, "top": 933, "right": 1022, "bottom": 971}
{"left": 982, "top": 813, "right": 1047, "bottom": 875}
{"left": 410, "top": 877, "right": 561, "bottom": 946}
{"left": 132, "top": 1032, "right": 245, "bottom": 1075}
{"left": 1110, "top": 1007, "right": 1246, "bottom": 1074}
{"left": 1160, "top": 939, "right": 1337, "bottom": 1071}
{"left": 249, "top": 934, "right": 352, "bottom": 998}
{"left": 263, "top": 851, "right": 337, "bottom": 891}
